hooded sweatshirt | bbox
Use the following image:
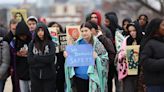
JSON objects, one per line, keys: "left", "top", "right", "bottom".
{"left": 105, "top": 13, "right": 121, "bottom": 39}
{"left": 15, "top": 20, "right": 32, "bottom": 80}
{"left": 126, "top": 23, "right": 142, "bottom": 45}
{"left": 122, "top": 17, "right": 132, "bottom": 36}
{"left": 28, "top": 22, "right": 56, "bottom": 79}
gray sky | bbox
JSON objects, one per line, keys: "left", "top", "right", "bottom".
{"left": 0, "top": 0, "right": 36, "bottom": 4}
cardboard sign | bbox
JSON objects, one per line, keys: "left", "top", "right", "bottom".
{"left": 126, "top": 45, "right": 140, "bottom": 75}
{"left": 66, "top": 26, "right": 81, "bottom": 45}
{"left": 59, "top": 33, "right": 67, "bottom": 52}
{"left": 65, "top": 44, "right": 94, "bottom": 66}
{"left": 10, "top": 9, "right": 27, "bottom": 22}
{"left": 48, "top": 27, "right": 59, "bottom": 53}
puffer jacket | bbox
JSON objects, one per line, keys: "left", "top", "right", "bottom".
{"left": 0, "top": 41, "right": 10, "bottom": 80}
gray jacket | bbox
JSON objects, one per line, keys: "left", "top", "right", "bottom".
{"left": 0, "top": 41, "right": 10, "bottom": 80}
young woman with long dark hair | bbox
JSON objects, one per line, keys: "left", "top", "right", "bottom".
{"left": 28, "top": 22, "right": 56, "bottom": 92}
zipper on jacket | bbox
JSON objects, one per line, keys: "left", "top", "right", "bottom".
{"left": 40, "top": 69, "right": 42, "bottom": 79}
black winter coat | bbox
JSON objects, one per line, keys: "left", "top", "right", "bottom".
{"left": 28, "top": 41, "right": 56, "bottom": 79}
{"left": 140, "top": 37, "right": 164, "bottom": 86}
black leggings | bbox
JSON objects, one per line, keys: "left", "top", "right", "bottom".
{"left": 73, "top": 76, "right": 89, "bottom": 92}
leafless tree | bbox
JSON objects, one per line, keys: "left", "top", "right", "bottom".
{"left": 137, "top": 0, "right": 164, "bottom": 16}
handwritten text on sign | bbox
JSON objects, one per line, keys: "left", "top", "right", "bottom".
{"left": 66, "top": 44, "right": 94, "bottom": 66}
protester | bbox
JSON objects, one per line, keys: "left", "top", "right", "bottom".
{"left": 28, "top": 22, "right": 56, "bottom": 92}
{"left": 4, "top": 19, "right": 17, "bottom": 44}
{"left": 88, "top": 20, "right": 116, "bottom": 91}
{"left": 0, "top": 25, "right": 10, "bottom": 92}
{"left": 48, "top": 21, "right": 65, "bottom": 92}
{"left": 15, "top": 20, "right": 32, "bottom": 92}
{"left": 89, "top": 10, "right": 113, "bottom": 41}
{"left": 105, "top": 12, "right": 122, "bottom": 44}
{"left": 138, "top": 18, "right": 160, "bottom": 92}
{"left": 48, "top": 21, "right": 65, "bottom": 33}
{"left": 38, "top": 17, "right": 47, "bottom": 25}
{"left": 122, "top": 17, "right": 132, "bottom": 36}
{"left": 27, "top": 16, "right": 38, "bottom": 39}
{"left": 118, "top": 23, "right": 142, "bottom": 92}
{"left": 3, "top": 19, "right": 20, "bottom": 92}
{"left": 104, "top": 11, "right": 123, "bottom": 92}
{"left": 88, "top": 20, "right": 115, "bottom": 60}
{"left": 140, "top": 18, "right": 164, "bottom": 92}
{"left": 64, "top": 22, "right": 109, "bottom": 92}
{"left": 134, "top": 14, "right": 148, "bottom": 36}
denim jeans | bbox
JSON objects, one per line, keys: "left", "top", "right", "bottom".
{"left": 147, "top": 85, "right": 164, "bottom": 92}
{"left": 0, "top": 80, "right": 6, "bottom": 92}
{"left": 19, "top": 80, "right": 31, "bottom": 92}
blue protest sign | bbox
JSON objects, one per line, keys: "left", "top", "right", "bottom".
{"left": 66, "top": 44, "right": 94, "bottom": 67}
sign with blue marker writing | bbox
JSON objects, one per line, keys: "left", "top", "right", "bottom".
{"left": 66, "top": 44, "right": 94, "bottom": 66}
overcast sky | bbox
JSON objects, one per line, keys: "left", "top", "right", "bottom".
{"left": 0, "top": 0, "right": 36, "bottom": 4}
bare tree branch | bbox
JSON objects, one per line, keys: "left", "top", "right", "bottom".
{"left": 137, "top": 0, "right": 164, "bottom": 16}
{"left": 159, "top": 0, "right": 164, "bottom": 14}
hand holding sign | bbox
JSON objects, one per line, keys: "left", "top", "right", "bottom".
{"left": 63, "top": 51, "right": 68, "bottom": 58}
{"left": 93, "top": 51, "right": 98, "bottom": 59}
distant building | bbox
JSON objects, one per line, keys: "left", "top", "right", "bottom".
{"left": 54, "top": 0, "right": 68, "bottom": 3}
{"left": 0, "top": 8, "right": 10, "bottom": 27}
{"left": 47, "top": 4, "right": 83, "bottom": 26}
{"left": 36, "top": 0, "right": 54, "bottom": 8}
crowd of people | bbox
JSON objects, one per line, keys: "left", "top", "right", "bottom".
{"left": 0, "top": 9, "right": 164, "bottom": 92}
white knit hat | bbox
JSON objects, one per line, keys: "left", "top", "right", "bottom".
{"left": 27, "top": 16, "right": 38, "bottom": 23}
